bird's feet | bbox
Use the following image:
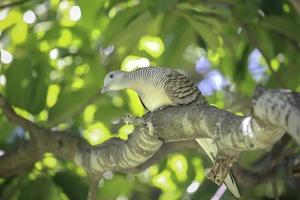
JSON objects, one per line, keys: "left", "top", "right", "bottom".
{"left": 122, "top": 113, "right": 145, "bottom": 126}
{"left": 157, "top": 105, "right": 170, "bottom": 111}
{"left": 207, "top": 152, "right": 239, "bottom": 185}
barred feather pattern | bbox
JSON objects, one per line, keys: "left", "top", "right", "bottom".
{"left": 123, "top": 67, "right": 239, "bottom": 197}
{"left": 125, "top": 67, "right": 206, "bottom": 111}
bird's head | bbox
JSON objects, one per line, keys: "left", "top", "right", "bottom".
{"left": 102, "top": 70, "right": 127, "bottom": 93}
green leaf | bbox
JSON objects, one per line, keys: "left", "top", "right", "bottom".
{"left": 53, "top": 171, "right": 88, "bottom": 200}
{"left": 103, "top": 5, "right": 157, "bottom": 51}
{"left": 182, "top": 12, "right": 219, "bottom": 50}
{"left": 19, "top": 176, "right": 63, "bottom": 200}
{"left": 158, "top": 14, "right": 196, "bottom": 67}
{"left": 142, "top": 0, "right": 178, "bottom": 15}
{"left": 77, "top": 0, "right": 104, "bottom": 30}
{"left": 99, "top": 175, "right": 135, "bottom": 199}
{"left": 260, "top": 16, "right": 300, "bottom": 43}
{"left": 249, "top": 24, "right": 275, "bottom": 59}
{"left": 48, "top": 89, "right": 97, "bottom": 126}
{"left": 0, "top": 114, "right": 15, "bottom": 147}
{"left": 5, "top": 46, "right": 50, "bottom": 114}
{"left": 10, "top": 22, "right": 28, "bottom": 45}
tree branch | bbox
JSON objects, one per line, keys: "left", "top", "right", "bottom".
{"left": 0, "top": 88, "right": 299, "bottom": 197}
{"left": 0, "top": 0, "right": 29, "bottom": 10}
{"left": 289, "top": 0, "right": 300, "bottom": 14}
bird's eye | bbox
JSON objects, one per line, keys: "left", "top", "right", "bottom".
{"left": 109, "top": 74, "right": 114, "bottom": 78}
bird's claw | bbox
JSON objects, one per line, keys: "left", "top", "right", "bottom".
{"left": 207, "top": 153, "right": 238, "bottom": 185}
{"left": 122, "top": 113, "right": 145, "bottom": 126}
{"left": 158, "top": 105, "right": 169, "bottom": 111}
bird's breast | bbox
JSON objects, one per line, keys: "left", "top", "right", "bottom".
{"left": 137, "top": 86, "right": 174, "bottom": 112}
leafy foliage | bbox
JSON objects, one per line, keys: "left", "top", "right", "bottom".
{"left": 1, "top": 0, "right": 300, "bottom": 199}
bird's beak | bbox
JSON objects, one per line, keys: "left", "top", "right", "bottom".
{"left": 101, "top": 87, "right": 107, "bottom": 94}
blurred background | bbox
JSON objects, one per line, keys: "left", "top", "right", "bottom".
{"left": 1, "top": 0, "right": 300, "bottom": 199}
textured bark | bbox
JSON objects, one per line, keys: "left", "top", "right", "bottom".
{"left": 289, "top": 0, "right": 300, "bottom": 14}
{"left": 0, "top": 88, "right": 300, "bottom": 197}
{"left": 252, "top": 88, "right": 300, "bottom": 144}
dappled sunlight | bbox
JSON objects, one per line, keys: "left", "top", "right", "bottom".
{"left": 192, "top": 158, "right": 205, "bottom": 182}
{"left": 159, "top": 190, "right": 182, "bottom": 200}
{"left": 118, "top": 124, "right": 134, "bottom": 140}
{"left": 116, "top": 195, "right": 128, "bottom": 200}
{"left": 138, "top": 35, "right": 165, "bottom": 58}
{"left": 283, "top": 3, "right": 290, "bottom": 13}
{"left": 0, "top": 149, "right": 5, "bottom": 157}
{"left": 207, "top": 49, "right": 221, "bottom": 66}
{"left": 0, "top": 49, "right": 13, "bottom": 64}
{"left": 183, "top": 45, "right": 206, "bottom": 63}
{"left": 186, "top": 180, "right": 201, "bottom": 193}
{"left": 57, "top": 56, "right": 73, "bottom": 69}
{"left": 32, "top": 153, "right": 58, "bottom": 177}
{"left": 0, "top": 10, "right": 22, "bottom": 30}
{"left": 83, "top": 104, "right": 97, "bottom": 124}
{"left": 58, "top": 29, "right": 74, "bottom": 47}
{"left": 39, "top": 41, "right": 51, "bottom": 52}
{"left": 168, "top": 154, "right": 188, "bottom": 182}
{"left": 23, "top": 10, "right": 36, "bottom": 24}
{"left": 43, "top": 153, "right": 58, "bottom": 169}
{"left": 121, "top": 55, "right": 150, "bottom": 71}
{"left": 37, "top": 110, "right": 49, "bottom": 121}
{"left": 69, "top": 6, "right": 81, "bottom": 22}
{"left": 103, "top": 171, "right": 114, "bottom": 180}
{"left": 1, "top": 0, "right": 299, "bottom": 199}
{"left": 0, "top": 9, "right": 9, "bottom": 20}
{"left": 126, "top": 89, "right": 145, "bottom": 117}
{"left": 71, "top": 77, "right": 85, "bottom": 90}
{"left": 112, "top": 96, "right": 124, "bottom": 107}
{"left": 75, "top": 64, "right": 90, "bottom": 75}
{"left": 46, "top": 84, "right": 60, "bottom": 108}
{"left": 146, "top": 165, "right": 159, "bottom": 177}
{"left": 14, "top": 107, "right": 34, "bottom": 121}
{"left": 49, "top": 48, "right": 59, "bottom": 60}
{"left": 11, "top": 21, "right": 28, "bottom": 44}
{"left": 83, "top": 122, "right": 111, "bottom": 145}
{"left": 152, "top": 170, "right": 177, "bottom": 191}
{"left": 65, "top": 162, "right": 87, "bottom": 177}
{"left": 0, "top": 75, "right": 6, "bottom": 87}
{"left": 58, "top": 1, "right": 80, "bottom": 26}
{"left": 34, "top": 21, "right": 53, "bottom": 35}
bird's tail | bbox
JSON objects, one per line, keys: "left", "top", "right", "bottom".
{"left": 196, "top": 138, "right": 240, "bottom": 198}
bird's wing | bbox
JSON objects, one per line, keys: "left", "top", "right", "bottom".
{"left": 137, "top": 94, "right": 148, "bottom": 111}
{"left": 164, "top": 71, "right": 199, "bottom": 105}
{"left": 196, "top": 138, "right": 240, "bottom": 198}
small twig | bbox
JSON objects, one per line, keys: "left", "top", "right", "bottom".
{"left": 271, "top": 179, "right": 279, "bottom": 200}
{"left": 87, "top": 173, "right": 102, "bottom": 200}
{"left": 0, "top": 94, "right": 42, "bottom": 136}
{"left": 0, "top": 0, "right": 29, "bottom": 10}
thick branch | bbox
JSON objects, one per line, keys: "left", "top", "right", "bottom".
{"left": 289, "top": 0, "right": 300, "bottom": 14}
{"left": 0, "top": 88, "right": 299, "bottom": 180}
{"left": 147, "top": 99, "right": 285, "bottom": 153}
{"left": 0, "top": 0, "right": 29, "bottom": 10}
{"left": 0, "top": 140, "right": 41, "bottom": 176}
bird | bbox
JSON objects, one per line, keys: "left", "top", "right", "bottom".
{"left": 102, "top": 66, "right": 240, "bottom": 198}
